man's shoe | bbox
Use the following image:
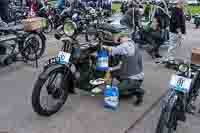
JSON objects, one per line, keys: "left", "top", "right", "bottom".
{"left": 134, "top": 95, "right": 144, "bottom": 106}
{"left": 155, "top": 54, "right": 162, "bottom": 59}
{"left": 132, "top": 88, "right": 145, "bottom": 106}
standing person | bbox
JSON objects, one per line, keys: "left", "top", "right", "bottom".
{"left": 56, "top": 0, "right": 70, "bottom": 11}
{"left": 71, "top": 0, "right": 86, "bottom": 10}
{"left": 160, "top": 0, "right": 186, "bottom": 62}
{"left": 0, "top": 0, "right": 9, "bottom": 23}
{"left": 120, "top": 0, "right": 143, "bottom": 35}
{"left": 121, "top": 1, "right": 128, "bottom": 14}
{"left": 143, "top": 17, "right": 163, "bottom": 58}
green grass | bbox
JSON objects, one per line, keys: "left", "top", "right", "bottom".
{"left": 112, "top": 3, "right": 121, "bottom": 13}
{"left": 188, "top": 6, "right": 200, "bottom": 15}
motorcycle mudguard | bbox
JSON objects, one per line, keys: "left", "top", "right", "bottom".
{"left": 40, "top": 64, "right": 72, "bottom": 79}
{"left": 39, "top": 63, "right": 75, "bottom": 92}
{"left": 34, "top": 31, "right": 46, "bottom": 41}
{"left": 22, "top": 31, "right": 46, "bottom": 42}
{"left": 164, "top": 92, "right": 178, "bottom": 122}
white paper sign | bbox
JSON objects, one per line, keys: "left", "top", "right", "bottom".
{"left": 57, "top": 51, "right": 71, "bottom": 64}
{"left": 169, "top": 74, "right": 192, "bottom": 93}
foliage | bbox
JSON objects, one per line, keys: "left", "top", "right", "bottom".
{"left": 188, "top": 5, "right": 200, "bottom": 15}
{"left": 112, "top": 3, "right": 121, "bottom": 13}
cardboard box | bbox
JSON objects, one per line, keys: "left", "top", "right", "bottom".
{"left": 191, "top": 48, "right": 200, "bottom": 64}
{"left": 22, "top": 17, "right": 46, "bottom": 32}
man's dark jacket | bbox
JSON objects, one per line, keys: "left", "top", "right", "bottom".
{"left": 0, "top": 0, "right": 9, "bottom": 22}
{"left": 170, "top": 7, "right": 186, "bottom": 34}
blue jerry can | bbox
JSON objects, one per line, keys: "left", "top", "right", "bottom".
{"left": 104, "top": 85, "right": 119, "bottom": 110}
{"left": 96, "top": 50, "right": 109, "bottom": 71}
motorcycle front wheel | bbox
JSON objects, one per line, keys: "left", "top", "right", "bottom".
{"left": 32, "top": 68, "right": 69, "bottom": 116}
{"left": 155, "top": 105, "right": 177, "bottom": 133}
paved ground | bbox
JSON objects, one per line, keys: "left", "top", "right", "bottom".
{"left": 129, "top": 23, "right": 200, "bottom": 133}
{"left": 0, "top": 22, "right": 200, "bottom": 133}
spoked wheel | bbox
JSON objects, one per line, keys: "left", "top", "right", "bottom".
{"left": 155, "top": 107, "right": 177, "bottom": 133}
{"left": 32, "top": 70, "right": 69, "bottom": 116}
{"left": 20, "top": 33, "right": 46, "bottom": 61}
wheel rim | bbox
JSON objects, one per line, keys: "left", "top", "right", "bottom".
{"left": 23, "top": 34, "right": 43, "bottom": 60}
{"left": 40, "top": 72, "right": 65, "bottom": 111}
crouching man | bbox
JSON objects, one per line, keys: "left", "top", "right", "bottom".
{"left": 104, "top": 32, "right": 145, "bottom": 105}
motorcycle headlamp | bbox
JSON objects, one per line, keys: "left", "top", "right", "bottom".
{"left": 63, "top": 21, "right": 76, "bottom": 36}
{"left": 178, "top": 64, "right": 189, "bottom": 73}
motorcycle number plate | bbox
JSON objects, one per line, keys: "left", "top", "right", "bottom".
{"left": 169, "top": 74, "right": 192, "bottom": 93}
{"left": 57, "top": 51, "right": 71, "bottom": 64}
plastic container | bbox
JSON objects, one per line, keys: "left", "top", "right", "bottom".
{"left": 104, "top": 85, "right": 119, "bottom": 110}
{"left": 96, "top": 50, "right": 109, "bottom": 71}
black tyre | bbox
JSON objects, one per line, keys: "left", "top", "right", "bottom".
{"left": 32, "top": 68, "right": 70, "bottom": 116}
{"left": 20, "top": 33, "right": 46, "bottom": 61}
{"left": 155, "top": 107, "right": 177, "bottom": 133}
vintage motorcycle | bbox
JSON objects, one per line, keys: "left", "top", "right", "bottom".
{"left": 155, "top": 60, "right": 200, "bottom": 133}
{"left": 0, "top": 24, "right": 46, "bottom": 65}
{"left": 31, "top": 22, "right": 144, "bottom": 116}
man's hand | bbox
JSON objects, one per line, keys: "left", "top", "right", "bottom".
{"left": 108, "top": 67, "right": 113, "bottom": 72}
{"left": 103, "top": 46, "right": 112, "bottom": 52}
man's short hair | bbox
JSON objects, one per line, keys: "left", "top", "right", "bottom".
{"left": 119, "top": 33, "right": 129, "bottom": 38}
{"left": 113, "top": 31, "right": 129, "bottom": 38}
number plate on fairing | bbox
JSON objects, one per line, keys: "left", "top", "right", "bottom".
{"left": 57, "top": 51, "right": 71, "bottom": 64}
{"left": 169, "top": 74, "right": 192, "bottom": 93}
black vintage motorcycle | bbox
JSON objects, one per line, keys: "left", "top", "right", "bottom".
{"left": 31, "top": 20, "right": 145, "bottom": 116}
{"left": 31, "top": 25, "right": 117, "bottom": 115}
{"left": 155, "top": 60, "right": 200, "bottom": 133}
{"left": 0, "top": 24, "right": 46, "bottom": 65}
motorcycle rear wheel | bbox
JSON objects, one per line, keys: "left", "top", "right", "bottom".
{"left": 20, "top": 33, "right": 46, "bottom": 61}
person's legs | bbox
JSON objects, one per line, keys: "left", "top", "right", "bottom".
{"left": 166, "top": 32, "right": 179, "bottom": 60}
{"left": 155, "top": 32, "right": 181, "bottom": 63}
{"left": 117, "top": 79, "right": 144, "bottom": 105}
{"left": 0, "top": 6, "right": 9, "bottom": 23}
{"left": 144, "top": 33, "right": 160, "bottom": 58}
{"left": 153, "top": 44, "right": 162, "bottom": 58}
